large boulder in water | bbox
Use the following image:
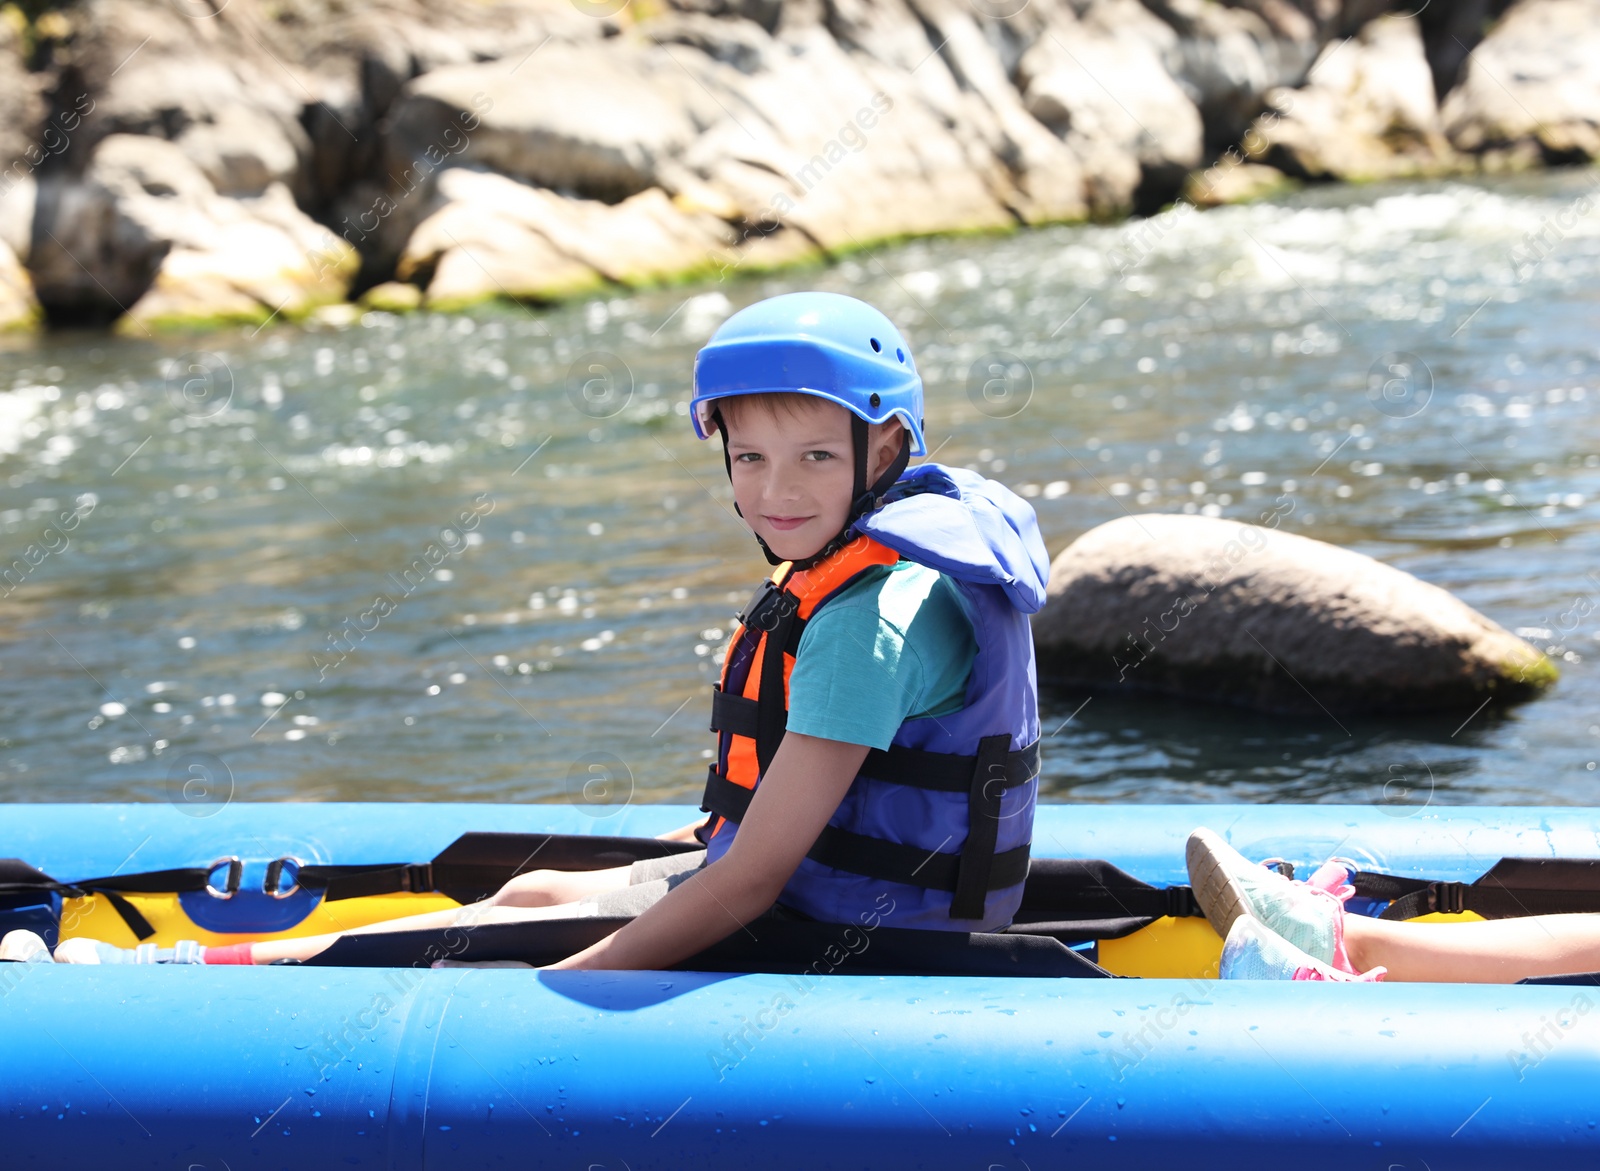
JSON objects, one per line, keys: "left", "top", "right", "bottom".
{"left": 1032, "top": 514, "right": 1557, "bottom": 716}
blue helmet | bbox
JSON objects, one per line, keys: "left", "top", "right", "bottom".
{"left": 691, "top": 291, "right": 927, "bottom": 568}
{"left": 690, "top": 291, "right": 927, "bottom": 456}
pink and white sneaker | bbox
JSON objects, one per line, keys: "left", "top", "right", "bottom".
{"left": 1220, "top": 917, "right": 1387, "bottom": 982}
{"left": 1188, "top": 827, "right": 1363, "bottom": 973}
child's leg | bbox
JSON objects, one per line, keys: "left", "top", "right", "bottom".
{"left": 56, "top": 865, "right": 639, "bottom": 965}
{"left": 245, "top": 900, "right": 619, "bottom": 963}
{"left": 245, "top": 864, "right": 638, "bottom": 963}
{"left": 489, "top": 865, "right": 639, "bottom": 908}
{"left": 1345, "top": 913, "right": 1600, "bottom": 983}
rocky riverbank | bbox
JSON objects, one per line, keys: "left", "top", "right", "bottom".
{"left": 0, "top": 0, "right": 1594, "bottom": 334}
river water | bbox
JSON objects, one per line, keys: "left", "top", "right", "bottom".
{"left": 4, "top": 168, "right": 1599, "bottom": 814}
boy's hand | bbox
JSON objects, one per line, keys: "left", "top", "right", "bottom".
{"left": 655, "top": 819, "right": 707, "bottom": 843}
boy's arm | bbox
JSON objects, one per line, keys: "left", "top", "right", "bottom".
{"left": 546, "top": 731, "right": 870, "bottom": 971}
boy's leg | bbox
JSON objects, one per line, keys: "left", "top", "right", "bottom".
{"left": 490, "top": 863, "right": 641, "bottom": 908}
{"left": 1344, "top": 913, "right": 1600, "bottom": 982}
{"left": 245, "top": 864, "right": 640, "bottom": 963}
{"left": 55, "top": 864, "right": 642, "bottom": 965}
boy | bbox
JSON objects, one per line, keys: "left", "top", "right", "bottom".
{"left": 12, "top": 291, "right": 1051, "bottom": 968}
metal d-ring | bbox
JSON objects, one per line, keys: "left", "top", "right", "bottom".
{"left": 204, "top": 856, "right": 243, "bottom": 900}
{"left": 263, "top": 856, "right": 304, "bottom": 900}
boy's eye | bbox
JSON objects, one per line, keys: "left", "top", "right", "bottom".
{"left": 734, "top": 452, "right": 762, "bottom": 463}
{"left": 802, "top": 450, "right": 834, "bottom": 461}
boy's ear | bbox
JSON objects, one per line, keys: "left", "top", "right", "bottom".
{"left": 870, "top": 417, "right": 906, "bottom": 478}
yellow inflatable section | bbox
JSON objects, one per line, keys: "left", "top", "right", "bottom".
{"left": 58, "top": 891, "right": 463, "bottom": 950}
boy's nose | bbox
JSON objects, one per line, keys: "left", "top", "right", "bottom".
{"left": 764, "top": 466, "right": 805, "bottom": 501}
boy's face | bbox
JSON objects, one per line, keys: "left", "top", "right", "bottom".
{"left": 722, "top": 397, "right": 904, "bottom": 562}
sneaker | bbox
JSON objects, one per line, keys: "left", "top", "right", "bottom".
{"left": 1187, "top": 827, "right": 1361, "bottom": 973}
{"left": 1220, "top": 917, "right": 1386, "bottom": 982}
{"left": 0, "top": 929, "right": 55, "bottom": 963}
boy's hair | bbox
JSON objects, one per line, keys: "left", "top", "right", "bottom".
{"left": 715, "top": 391, "right": 831, "bottom": 426}
{"left": 717, "top": 392, "right": 904, "bottom": 439}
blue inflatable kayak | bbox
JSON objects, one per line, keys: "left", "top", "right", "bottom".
{"left": 4, "top": 801, "right": 1600, "bottom": 1168}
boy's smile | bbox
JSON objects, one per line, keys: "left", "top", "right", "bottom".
{"left": 720, "top": 396, "right": 904, "bottom": 562}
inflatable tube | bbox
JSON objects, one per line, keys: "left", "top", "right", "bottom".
{"left": 4, "top": 803, "right": 1600, "bottom": 1169}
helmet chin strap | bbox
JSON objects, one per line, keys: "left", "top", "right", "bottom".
{"left": 712, "top": 408, "right": 913, "bottom": 571}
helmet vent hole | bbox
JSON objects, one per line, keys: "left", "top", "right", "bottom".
{"left": 869, "top": 337, "right": 882, "bottom": 352}
{"left": 869, "top": 393, "right": 881, "bottom": 408}
{"left": 896, "top": 348, "right": 904, "bottom": 363}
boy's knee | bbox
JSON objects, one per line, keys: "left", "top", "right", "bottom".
{"left": 492, "top": 868, "right": 565, "bottom": 907}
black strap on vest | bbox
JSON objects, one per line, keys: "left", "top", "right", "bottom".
{"left": 949, "top": 734, "right": 1010, "bottom": 919}
{"left": 754, "top": 586, "right": 795, "bottom": 778}
{"left": 731, "top": 577, "right": 807, "bottom": 655}
{"left": 701, "top": 768, "right": 1032, "bottom": 897}
{"left": 711, "top": 690, "right": 1041, "bottom": 790}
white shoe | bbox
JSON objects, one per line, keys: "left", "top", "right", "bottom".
{"left": 0, "top": 929, "right": 54, "bottom": 963}
{"left": 1220, "top": 917, "right": 1386, "bottom": 982}
{"left": 52, "top": 937, "right": 106, "bottom": 964}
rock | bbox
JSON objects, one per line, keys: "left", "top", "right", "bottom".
{"left": 1016, "top": 0, "right": 1205, "bottom": 213}
{"left": 1032, "top": 513, "right": 1557, "bottom": 715}
{"left": 8, "top": 0, "right": 1594, "bottom": 331}
{"left": 846, "top": 0, "right": 1088, "bottom": 226}
{"left": 0, "top": 237, "right": 40, "bottom": 331}
{"left": 1415, "top": 0, "right": 1516, "bottom": 101}
{"left": 1181, "top": 159, "right": 1292, "bottom": 207}
{"left": 0, "top": 15, "right": 45, "bottom": 174}
{"left": 30, "top": 135, "right": 357, "bottom": 331}
{"left": 65, "top": 0, "right": 313, "bottom": 200}
{"left": 0, "top": 172, "right": 35, "bottom": 264}
{"left": 358, "top": 280, "right": 423, "bottom": 313}
{"left": 1138, "top": 0, "right": 1324, "bottom": 149}
{"left": 681, "top": 25, "right": 1021, "bottom": 247}
{"left": 1243, "top": 15, "right": 1460, "bottom": 182}
{"left": 0, "top": 14, "right": 42, "bottom": 306}
{"left": 397, "top": 166, "right": 735, "bottom": 308}
{"left": 1441, "top": 0, "right": 1600, "bottom": 164}
{"left": 388, "top": 43, "right": 715, "bottom": 205}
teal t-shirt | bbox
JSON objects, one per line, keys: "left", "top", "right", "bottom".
{"left": 785, "top": 561, "right": 978, "bottom": 751}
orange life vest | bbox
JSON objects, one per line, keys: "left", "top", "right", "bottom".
{"left": 696, "top": 531, "right": 1038, "bottom": 925}
{"left": 702, "top": 533, "right": 902, "bottom": 840}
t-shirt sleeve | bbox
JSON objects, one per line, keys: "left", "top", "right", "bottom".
{"left": 785, "top": 564, "right": 976, "bottom": 751}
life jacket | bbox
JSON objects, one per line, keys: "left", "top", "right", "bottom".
{"left": 696, "top": 463, "right": 1051, "bottom": 931}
